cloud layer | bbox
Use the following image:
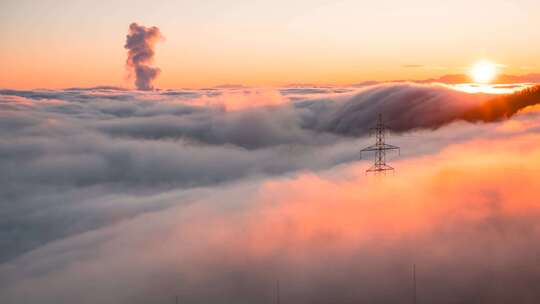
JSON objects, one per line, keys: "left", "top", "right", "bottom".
{"left": 2, "top": 123, "right": 540, "bottom": 303}
{"left": 1, "top": 83, "right": 540, "bottom": 303}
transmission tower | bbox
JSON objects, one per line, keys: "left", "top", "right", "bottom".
{"left": 360, "top": 114, "right": 400, "bottom": 175}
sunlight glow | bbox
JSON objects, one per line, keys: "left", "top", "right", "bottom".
{"left": 446, "top": 83, "right": 534, "bottom": 94}
{"left": 470, "top": 60, "right": 497, "bottom": 84}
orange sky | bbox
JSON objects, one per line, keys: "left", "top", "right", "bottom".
{"left": 1, "top": 0, "right": 540, "bottom": 89}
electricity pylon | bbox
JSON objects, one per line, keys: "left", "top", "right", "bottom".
{"left": 360, "top": 114, "right": 400, "bottom": 175}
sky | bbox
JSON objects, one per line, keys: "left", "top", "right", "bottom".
{"left": 1, "top": 0, "right": 540, "bottom": 89}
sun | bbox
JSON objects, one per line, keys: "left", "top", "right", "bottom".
{"left": 470, "top": 60, "right": 497, "bottom": 84}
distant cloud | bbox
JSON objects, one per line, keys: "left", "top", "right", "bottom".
{"left": 351, "top": 80, "right": 381, "bottom": 87}
{"left": 418, "top": 72, "right": 540, "bottom": 84}
{"left": 417, "top": 74, "right": 469, "bottom": 84}
{"left": 209, "top": 84, "right": 249, "bottom": 89}
{"left": 401, "top": 64, "right": 424, "bottom": 68}
{"left": 497, "top": 73, "right": 540, "bottom": 83}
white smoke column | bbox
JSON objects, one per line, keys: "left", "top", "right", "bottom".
{"left": 124, "top": 23, "right": 163, "bottom": 91}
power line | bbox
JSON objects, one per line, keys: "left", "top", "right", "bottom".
{"left": 360, "top": 114, "right": 400, "bottom": 175}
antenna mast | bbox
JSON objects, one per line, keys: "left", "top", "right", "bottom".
{"left": 360, "top": 114, "right": 400, "bottom": 175}
{"left": 276, "top": 279, "right": 280, "bottom": 304}
{"left": 413, "top": 264, "right": 417, "bottom": 304}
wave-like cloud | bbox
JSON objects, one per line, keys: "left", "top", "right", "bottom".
{"left": 315, "top": 83, "right": 540, "bottom": 136}
{"left": 3, "top": 83, "right": 538, "bottom": 146}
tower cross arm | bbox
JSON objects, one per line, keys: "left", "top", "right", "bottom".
{"left": 381, "top": 143, "right": 399, "bottom": 150}
{"left": 360, "top": 143, "right": 400, "bottom": 152}
{"left": 366, "top": 164, "right": 395, "bottom": 172}
{"left": 360, "top": 144, "right": 379, "bottom": 152}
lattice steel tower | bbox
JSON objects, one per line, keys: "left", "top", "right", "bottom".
{"left": 360, "top": 114, "right": 400, "bottom": 175}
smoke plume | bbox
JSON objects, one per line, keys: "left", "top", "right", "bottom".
{"left": 124, "top": 23, "right": 163, "bottom": 91}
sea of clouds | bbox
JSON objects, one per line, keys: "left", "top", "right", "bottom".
{"left": 1, "top": 83, "right": 540, "bottom": 303}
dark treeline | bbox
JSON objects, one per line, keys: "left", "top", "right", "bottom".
{"left": 465, "top": 85, "right": 540, "bottom": 122}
